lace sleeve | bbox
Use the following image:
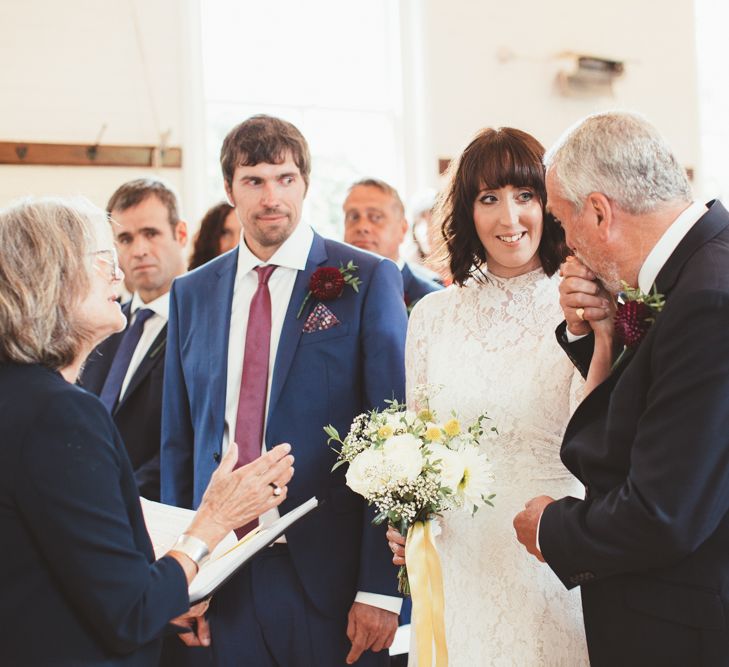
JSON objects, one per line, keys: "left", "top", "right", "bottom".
{"left": 405, "top": 300, "right": 430, "bottom": 411}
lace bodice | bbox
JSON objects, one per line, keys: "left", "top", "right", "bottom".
{"left": 405, "top": 269, "right": 589, "bottom": 666}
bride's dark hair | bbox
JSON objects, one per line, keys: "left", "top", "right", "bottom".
{"left": 436, "top": 127, "right": 568, "bottom": 286}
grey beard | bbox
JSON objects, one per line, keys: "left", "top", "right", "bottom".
{"left": 573, "top": 250, "right": 622, "bottom": 295}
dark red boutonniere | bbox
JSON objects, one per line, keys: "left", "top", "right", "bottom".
{"left": 297, "top": 261, "right": 362, "bottom": 318}
{"left": 613, "top": 281, "right": 665, "bottom": 366}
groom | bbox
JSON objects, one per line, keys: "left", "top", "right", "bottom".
{"left": 514, "top": 111, "right": 729, "bottom": 666}
{"left": 161, "top": 115, "right": 407, "bottom": 665}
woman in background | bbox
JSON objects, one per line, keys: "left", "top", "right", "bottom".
{"left": 0, "top": 197, "right": 293, "bottom": 666}
{"left": 189, "top": 201, "right": 241, "bottom": 269}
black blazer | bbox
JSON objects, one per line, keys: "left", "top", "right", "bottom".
{"left": 543, "top": 201, "right": 729, "bottom": 666}
{"left": 80, "top": 302, "right": 166, "bottom": 500}
{"left": 0, "top": 363, "right": 188, "bottom": 666}
{"left": 401, "top": 262, "right": 442, "bottom": 310}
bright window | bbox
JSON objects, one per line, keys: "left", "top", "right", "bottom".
{"left": 695, "top": 0, "right": 729, "bottom": 202}
{"left": 200, "top": 0, "right": 404, "bottom": 239}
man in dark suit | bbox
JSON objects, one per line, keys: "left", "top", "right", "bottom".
{"left": 343, "top": 178, "right": 442, "bottom": 311}
{"left": 514, "top": 111, "right": 729, "bottom": 665}
{"left": 161, "top": 115, "right": 407, "bottom": 666}
{"left": 81, "top": 179, "right": 188, "bottom": 501}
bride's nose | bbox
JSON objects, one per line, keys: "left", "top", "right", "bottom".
{"left": 501, "top": 197, "right": 520, "bottom": 227}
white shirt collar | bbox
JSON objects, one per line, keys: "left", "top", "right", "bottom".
{"left": 637, "top": 201, "right": 707, "bottom": 293}
{"left": 395, "top": 257, "right": 405, "bottom": 271}
{"left": 236, "top": 220, "right": 314, "bottom": 278}
{"left": 130, "top": 291, "right": 170, "bottom": 321}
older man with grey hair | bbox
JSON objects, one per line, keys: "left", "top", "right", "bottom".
{"left": 514, "top": 111, "right": 729, "bottom": 666}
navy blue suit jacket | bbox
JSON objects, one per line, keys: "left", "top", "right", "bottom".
{"left": 401, "top": 262, "right": 442, "bottom": 310}
{"left": 80, "top": 302, "right": 167, "bottom": 500}
{"left": 543, "top": 201, "right": 729, "bottom": 666}
{"left": 161, "top": 231, "right": 408, "bottom": 616}
{"left": 0, "top": 363, "right": 188, "bottom": 666}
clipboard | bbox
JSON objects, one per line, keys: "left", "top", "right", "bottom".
{"left": 140, "top": 496, "right": 320, "bottom": 603}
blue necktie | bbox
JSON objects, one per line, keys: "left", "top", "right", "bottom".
{"left": 99, "top": 308, "right": 154, "bottom": 412}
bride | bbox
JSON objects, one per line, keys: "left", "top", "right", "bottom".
{"left": 391, "top": 127, "right": 590, "bottom": 665}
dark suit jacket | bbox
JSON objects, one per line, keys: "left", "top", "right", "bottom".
{"left": 402, "top": 262, "right": 442, "bottom": 309}
{"left": 0, "top": 363, "right": 188, "bottom": 666}
{"left": 80, "top": 302, "right": 167, "bottom": 500}
{"left": 161, "top": 232, "right": 408, "bottom": 619}
{"left": 542, "top": 201, "right": 729, "bottom": 666}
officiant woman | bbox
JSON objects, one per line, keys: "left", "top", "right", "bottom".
{"left": 0, "top": 196, "right": 294, "bottom": 666}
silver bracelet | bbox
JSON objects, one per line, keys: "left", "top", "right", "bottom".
{"left": 171, "top": 534, "right": 210, "bottom": 570}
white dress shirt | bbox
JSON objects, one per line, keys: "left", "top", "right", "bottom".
{"left": 119, "top": 292, "right": 169, "bottom": 401}
{"left": 222, "top": 222, "right": 401, "bottom": 614}
{"left": 540, "top": 200, "right": 708, "bottom": 551}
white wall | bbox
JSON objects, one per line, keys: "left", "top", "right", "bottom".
{"left": 0, "top": 0, "right": 194, "bottom": 213}
{"left": 0, "top": 0, "right": 703, "bottom": 218}
{"left": 413, "top": 0, "right": 701, "bottom": 193}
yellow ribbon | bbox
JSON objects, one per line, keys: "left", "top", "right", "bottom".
{"left": 406, "top": 520, "right": 448, "bottom": 667}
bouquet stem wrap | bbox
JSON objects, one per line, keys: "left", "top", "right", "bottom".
{"left": 406, "top": 520, "right": 448, "bottom": 667}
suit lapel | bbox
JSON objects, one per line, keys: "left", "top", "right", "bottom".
{"left": 207, "top": 250, "right": 239, "bottom": 442}
{"left": 401, "top": 263, "right": 413, "bottom": 300}
{"left": 114, "top": 325, "right": 167, "bottom": 414}
{"left": 267, "top": 234, "right": 328, "bottom": 424}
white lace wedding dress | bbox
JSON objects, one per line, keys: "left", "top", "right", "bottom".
{"left": 406, "top": 268, "right": 589, "bottom": 666}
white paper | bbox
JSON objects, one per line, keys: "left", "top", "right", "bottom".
{"left": 140, "top": 496, "right": 319, "bottom": 602}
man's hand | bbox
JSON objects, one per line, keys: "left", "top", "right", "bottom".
{"left": 172, "top": 598, "right": 211, "bottom": 647}
{"left": 559, "top": 256, "right": 611, "bottom": 336}
{"left": 513, "top": 495, "right": 555, "bottom": 562}
{"left": 345, "top": 602, "right": 398, "bottom": 664}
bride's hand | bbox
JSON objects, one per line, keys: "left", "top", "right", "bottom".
{"left": 559, "top": 256, "right": 611, "bottom": 336}
{"left": 386, "top": 526, "right": 406, "bottom": 566}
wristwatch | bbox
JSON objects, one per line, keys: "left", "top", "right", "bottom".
{"left": 171, "top": 534, "right": 210, "bottom": 570}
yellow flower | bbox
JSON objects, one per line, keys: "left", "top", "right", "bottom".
{"left": 417, "top": 408, "right": 434, "bottom": 423}
{"left": 425, "top": 426, "right": 442, "bottom": 442}
{"left": 378, "top": 424, "right": 394, "bottom": 439}
{"left": 443, "top": 419, "right": 461, "bottom": 437}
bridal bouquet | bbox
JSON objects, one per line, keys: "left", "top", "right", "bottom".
{"left": 327, "top": 400, "right": 495, "bottom": 565}
{"left": 326, "top": 389, "right": 495, "bottom": 666}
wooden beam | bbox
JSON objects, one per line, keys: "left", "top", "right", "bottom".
{"left": 0, "top": 141, "right": 182, "bottom": 168}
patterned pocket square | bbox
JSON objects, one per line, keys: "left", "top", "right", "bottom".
{"left": 303, "top": 302, "right": 341, "bottom": 333}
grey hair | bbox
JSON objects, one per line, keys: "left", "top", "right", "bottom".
{"left": 347, "top": 178, "right": 406, "bottom": 217}
{"left": 0, "top": 196, "right": 104, "bottom": 369}
{"left": 544, "top": 111, "right": 692, "bottom": 215}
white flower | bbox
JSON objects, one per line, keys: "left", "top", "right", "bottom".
{"left": 346, "top": 449, "right": 387, "bottom": 497}
{"left": 428, "top": 444, "right": 465, "bottom": 492}
{"left": 457, "top": 445, "right": 493, "bottom": 512}
{"left": 383, "top": 433, "right": 424, "bottom": 482}
{"left": 384, "top": 410, "right": 418, "bottom": 435}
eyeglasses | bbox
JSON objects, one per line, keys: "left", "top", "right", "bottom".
{"left": 91, "top": 248, "right": 123, "bottom": 282}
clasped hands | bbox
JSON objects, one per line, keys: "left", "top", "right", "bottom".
{"left": 559, "top": 256, "right": 613, "bottom": 336}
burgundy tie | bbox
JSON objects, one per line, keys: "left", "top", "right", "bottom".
{"left": 233, "top": 264, "right": 277, "bottom": 537}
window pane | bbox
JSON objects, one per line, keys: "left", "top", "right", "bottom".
{"left": 200, "top": 0, "right": 403, "bottom": 239}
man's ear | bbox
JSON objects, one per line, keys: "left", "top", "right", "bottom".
{"left": 175, "top": 220, "right": 188, "bottom": 247}
{"left": 399, "top": 216, "right": 409, "bottom": 242}
{"left": 588, "top": 193, "right": 612, "bottom": 242}
{"left": 224, "top": 181, "right": 235, "bottom": 207}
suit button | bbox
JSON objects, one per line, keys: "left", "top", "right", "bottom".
{"left": 213, "top": 452, "right": 221, "bottom": 463}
